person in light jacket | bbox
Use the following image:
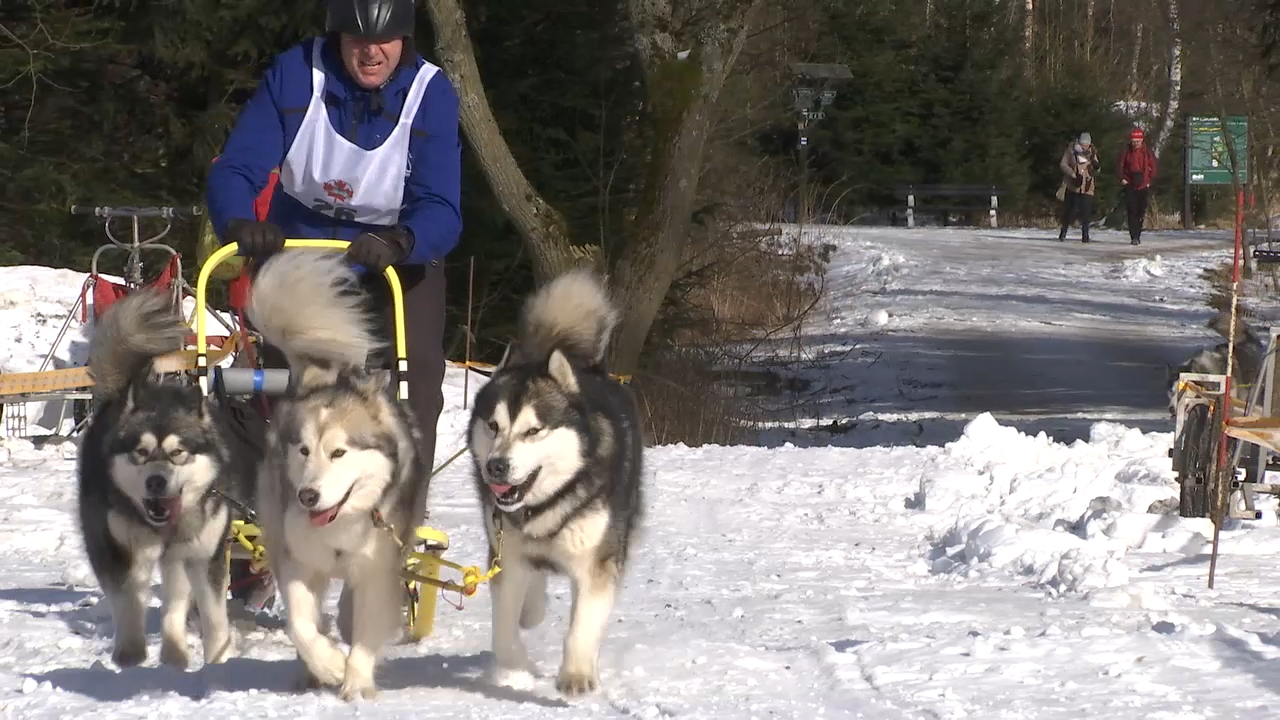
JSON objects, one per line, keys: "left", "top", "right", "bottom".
{"left": 1057, "top": 132, "right": 1099, "bottom": 243}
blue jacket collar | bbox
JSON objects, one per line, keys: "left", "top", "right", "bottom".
{"left": 316, "top": 36, "right": 422, "bottom": 114}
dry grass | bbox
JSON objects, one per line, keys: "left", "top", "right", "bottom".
{"left": 632, "top": 213, "right": 830, "bottom": 446}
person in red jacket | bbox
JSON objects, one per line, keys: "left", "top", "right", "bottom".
{"left": 1117, "top": 127, "right": 1158, "bottom": 245}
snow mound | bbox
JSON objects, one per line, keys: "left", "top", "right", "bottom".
{"left": 864, "top": 308, "right": 891, "bottom": 327}
{"left": 856, "top": 250, "right": 909, "bottom": 293}
{"left": 0, "top": 267, "right": 96, "bottom": 375}
{"left": 1110, "top": 254, "right": 1166, "bottom": 281}
{"left": 917, "top": 413, "right": 1211, "bottom": 604}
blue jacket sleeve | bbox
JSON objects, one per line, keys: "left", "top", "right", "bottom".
{"left": 206, "top": 52, "right": 292, "bottom": 240}
{"left": 399, "top": 70, "right": 463, "bottom": 265}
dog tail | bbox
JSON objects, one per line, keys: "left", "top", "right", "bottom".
{"left": 87, "top": 289, "right": 189, "bottom": 401}
{"left": 247, "top": 249, "right": 381, "bottom": 371}
{"left": 515, "top": 267, "right": 619, "bottom": 368}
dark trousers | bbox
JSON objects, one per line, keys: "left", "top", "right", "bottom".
{"left": 1125, "top": 186, "right": 1150, "bottom": 241}
{"left": 1059, "top": 191, "right": 1093, "bottom": 241}
{"left": 254, "top": 262, "right": 447, "bottom": 466}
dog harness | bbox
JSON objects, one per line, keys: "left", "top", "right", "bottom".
{"left": 278, "top": 39, "right": 439, "bottom": 227}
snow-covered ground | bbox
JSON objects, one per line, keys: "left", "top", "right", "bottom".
{"left": 761, "top": 225, "right": 1280, "bottom": 448}
{"left": 3, "top": 225, "right": 1280, "bottom": 718}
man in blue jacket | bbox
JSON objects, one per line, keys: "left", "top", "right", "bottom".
{"left": 207, "top": 0, "right": 461, "bottom": 469}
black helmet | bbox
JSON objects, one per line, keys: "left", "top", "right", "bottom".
{"left": 326, "top": 0, "right": 415, "bottom": 40}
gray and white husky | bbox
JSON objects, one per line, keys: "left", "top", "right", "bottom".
{"left": 468, "top": 268, "right": 644, "bottom": 696}
{"left": 77, "top": 289, "right": 257, "bottom": 669}
{"left": 247, "top": 249, "right": 430, "bottom": 701}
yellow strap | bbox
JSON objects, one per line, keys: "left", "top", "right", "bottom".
{"left": 372, "top": 510, "right": 503, "bottom": 596}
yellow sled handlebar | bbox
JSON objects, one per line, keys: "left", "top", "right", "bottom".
{"left": 193, "top": 239, "right": 408, "bottom": 401}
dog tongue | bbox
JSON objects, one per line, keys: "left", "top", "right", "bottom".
{"left": 489, "top": 483, "right": 513, "bottom": 495}
{"left": 309, "top": 505, "right": 341, "bottom": 527}
{"left": 161, "top": 497, "right": 182, "bottom": 527}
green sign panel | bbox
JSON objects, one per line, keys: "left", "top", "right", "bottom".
{"left": 1186, "top": 115, "right": 1248, "bottom": 185}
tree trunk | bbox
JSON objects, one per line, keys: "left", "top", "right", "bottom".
{"left": 1153, "top": 0, "right": 1181, "bottom": 159}
{"left": 607, "top": 0, "right": 762, "bottom": 375}
{"left": 1023, "top": 0, "right": 1035, "bottom": 74}
{"left": 1129, "top": 22, "right": 1143, "bottom": 100}
{"left": 1085, "top": 0, "right": 1095, "bottom": 61}
{"left": 421, "top": 0, "right": 600, "bottom": 285}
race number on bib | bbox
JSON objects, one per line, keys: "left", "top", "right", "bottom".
{"left": 311, "top": 198, "right": 358, "bottom": 222}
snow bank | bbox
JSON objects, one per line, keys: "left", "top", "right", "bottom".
{"left": 0, "top": 267, "right": 97, "bottom": 376}
{"left": 916, "top": 413, "right": 1217, "bottom": 607}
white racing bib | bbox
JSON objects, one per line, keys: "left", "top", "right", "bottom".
{"left": 278, "top": 39, "right": 439, "bottom": 226}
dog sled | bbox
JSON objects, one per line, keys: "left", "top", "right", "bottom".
{"left": 0, "top": 203, "right": 497, "bottom": 639}
{"left": 0, "top": 204, "right": 249, "bottom": 438}
{"left": 192, "top": 238, "right": 501, "bottom": 641}
{"left": 1168, "top": 196, "right": 1280, "bottom": 588}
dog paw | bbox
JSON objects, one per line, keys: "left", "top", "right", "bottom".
{"left": 293, "top": 666, "right": 325, "bottom": 692}
{"left": 338, "top": 677, "right": 377, "bottom": 702}
{"left": 492, "top": 639, "right": 535, "bottom": 676}
{"left": 317, "top": 652, "right": 349, "bottom": 687}
{"left": 111, "top": 638, "right": 147, "bottom": 668}
{"left": 555, "top": 668, "right": 599, "bottom": 696}
{"left": 488, "top": 665, "right": 537, "bottom": 691}
{"left": 159, "top": 638, "right": 190, "bottom": 670}
{"left": 202, "top": 636, "right": 232, "bottom": 665}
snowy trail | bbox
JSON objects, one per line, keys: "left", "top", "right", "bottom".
{"left": 3, "top": 410, "right": 1280, "bottom": 718}
{"left": 769, "top": 226, "right": 1279, "bottom": 448}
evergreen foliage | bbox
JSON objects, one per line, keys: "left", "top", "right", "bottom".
{"left": 1, "top": 0, "right": 1277, "bottom": 371}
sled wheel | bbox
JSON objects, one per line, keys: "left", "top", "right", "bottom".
{"left": 1177, "top": 401, "right": 1217, "bottom": 518}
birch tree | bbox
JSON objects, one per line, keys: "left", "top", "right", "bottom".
{"left": 1153, "top": 0, "right": 1181, "bottom": 159}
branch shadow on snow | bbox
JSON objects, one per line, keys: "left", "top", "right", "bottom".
{"left": 752, "top": 326, "right": 1202, "bottom": 449}
{"left": 1209, "top": 625, "right": 1280, "bottom": 698}
{"left": 0, "top": 585, "right": 134, "bottom": 639}
{"left": 0, "top": 584, "right": 568, "bottom": 708}
{"left": 31, "top": 651, "right": 569, "bottom": 708}
{"left": 873, "top": 288, "right": 1212, "bottom": 329}
{"left": 0, "top": 584, "right": 167, "bottom": 640}
{"left": 0, "top": 586, "right": 94, "bottom": 606}
{"left": 1140, "top": 553, "right": 1214, "bottom": 573}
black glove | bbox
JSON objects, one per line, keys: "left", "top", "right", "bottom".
{"left": 346, "top": 227, "right": 414, "bottom": 272}
{"left": 225, "top": 218, "right": 285, "bottom": 259}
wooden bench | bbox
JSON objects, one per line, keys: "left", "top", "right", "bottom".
{"left": 893, "top": 184, "right": 1004, "bottom": 229}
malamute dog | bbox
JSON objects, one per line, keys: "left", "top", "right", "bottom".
{"left": 1168, "top": 311, "right": 1270, "bottom": 415}
{"left": 468, "top": 268, "right": 644, "bottom": 696}
{"left": 247, "top": 250, "right": 431, "bottom": 701}
{"left": 77, "top": 289, "right": 257, "bottom": 669}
